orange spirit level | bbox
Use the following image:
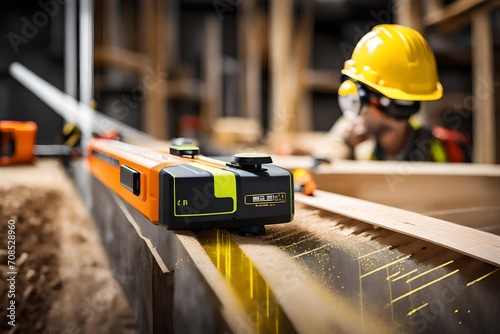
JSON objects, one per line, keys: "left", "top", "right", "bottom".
{"left": 88, "top": 139, "right": 294, "bottom": 231}
{"left": 0, "top": 121, "right": 37, "bottom": 166}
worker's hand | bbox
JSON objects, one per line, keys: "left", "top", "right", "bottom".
{"left": 343, "top": 116, "right": 368, "bottom": 149}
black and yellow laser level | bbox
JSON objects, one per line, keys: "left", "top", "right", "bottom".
{"left": 88, "top": 139, "right": 294, "bottom": 233}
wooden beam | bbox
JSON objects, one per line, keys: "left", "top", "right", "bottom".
{"left": 296, "top": 190, "right": 500, "bottom": 267}
{"left": 304, "top": 69, "right": 340, "bottom": 92}
{"left": 423, "top": 0, "right": 500, "bottom": 29}
{"left": 73, "top": 158, "right": 500, "bottom": 332}
{"left": 273, "top": 157, "right": 500, "bottom": 227}
{"left": 425, "top": 0, "right": 486, "bottom": 26}
{"left": 94, "top": 46, "right": 149, "bottom": 73}
{"left": 84, "top": 169, "right": 249, "bottom": 334}
{"left": 472, "top": 8, "right": 495, "bottom": 163}
{"left": 231, "top": 233, "right": 389, "bottom": 334}
{"left": 165, "top": 77, "right": 201, "bottom": 101}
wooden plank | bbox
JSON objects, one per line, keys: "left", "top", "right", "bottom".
{"left": 421, "top": 206, "right": 500, "bottom": 234}
{"left": 272, "top": 157, "right": 500, "bottom": 177}
{"left": 296, "top": 190, "right": 500, "bottom": 267}
{"left": 164, "top": 77, "right": 201, "bottom": 101}
{"left": 72, "top": 160, "right": 500, "bottom": 333}
{"left": 237, "top": 203, "right": 500, "bottom": 333}
{"left": 231, "top": 234, "right": 389, "bottom": 334}
{"left": 94, "top": 46, "right": 149, "bottom": 73}
{"left": 434, "top": 0, "right": 500, "bottom": 34}
{"left": 304, "top": 69, "right": 340, "bottom": 92}
{"left": 174, "top": 232, "right": 251, "bottom": 334}
{"left": 472, "top": 8, "right": 496, "bottom": 163}
{"left": 272, "top": 158, "right": 500, "bottom": 227}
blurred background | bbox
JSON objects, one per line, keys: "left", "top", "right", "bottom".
{"left": 1, "top": 0, "right": 499, "bottom": 162}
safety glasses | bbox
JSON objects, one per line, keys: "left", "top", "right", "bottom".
{"left": 338, "top": 79, "right": 420, "bottom": 120}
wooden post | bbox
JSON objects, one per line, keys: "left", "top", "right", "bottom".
{"left": 104, "top": 0, "right": 122, "bottom": 48}
{"left": 141, "top": 0, "right": 169, "bottom": 139}
{"left": 269, "top": 0, "right": 293, "bottom": 136}
{"left": 239, "top": 0, "right": 262, "bottom": 122}
{"left": 424, "top": 0, "right": 442, "bottom": 14}
{"left": 291, "top": 0, "right": 314, "bottom": 132}
{"left": 395, "top": 0, "right": 424, "bottom": 32}
{"left": 123, "top": 0, "right": 137, "bottom": 50}
{"left": 168, "top": 0, "right": 180, "bottom": 70}
{"left": 472, "top": 9, "right": 495, "bottom": 163}
{"left": 201, "top": 17, "right": 223, "bottom": 135}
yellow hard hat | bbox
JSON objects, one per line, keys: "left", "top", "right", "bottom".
{"left": 341, "top": 24, "right": 443, "bottom": 101}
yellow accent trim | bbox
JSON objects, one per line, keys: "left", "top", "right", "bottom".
{"left": 190, "top": 162, "right": 237, "bottom": 204}
{"left": 167, "top": 162, "right": 238, "bottom": 217}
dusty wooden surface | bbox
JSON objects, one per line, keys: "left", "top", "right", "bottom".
{"left": 0, "top": 160, "right": 134, "bottom": 334}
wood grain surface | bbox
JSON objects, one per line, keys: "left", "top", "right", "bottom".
{"left": 296, "top": 190, "right": 500, "bottom": 267}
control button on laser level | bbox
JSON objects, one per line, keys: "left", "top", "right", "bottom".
{"left": 169, "top": 144, "right": 200, "bottom": 158}
{"left": 120, "top": 165, "right": 141, "bottom": 196}
{"left": 228, "top": 153, "right": 273, "bottom": 171}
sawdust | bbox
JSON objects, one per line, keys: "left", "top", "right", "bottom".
{"left": 265, "top": 203, "right": 379, "bottom": 261}
{"left": 0, "top": 186, "right": 62, "bottom": 333}
{"left": 0, "top": 160, "right": 135, "bottom": 334}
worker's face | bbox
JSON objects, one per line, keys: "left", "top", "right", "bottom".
{"left": 359, "top": 104, "right": 394, "bottom": 138}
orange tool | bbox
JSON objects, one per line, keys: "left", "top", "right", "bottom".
{"left": 0, "top": 121, "right": 37, "bottom": 166}
{"left": 293, "top": 168, "right": 317, "bottom": 196}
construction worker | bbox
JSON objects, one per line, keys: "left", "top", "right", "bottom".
{"left": 314, "top": 24, "right": 471, "bottom": 162}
